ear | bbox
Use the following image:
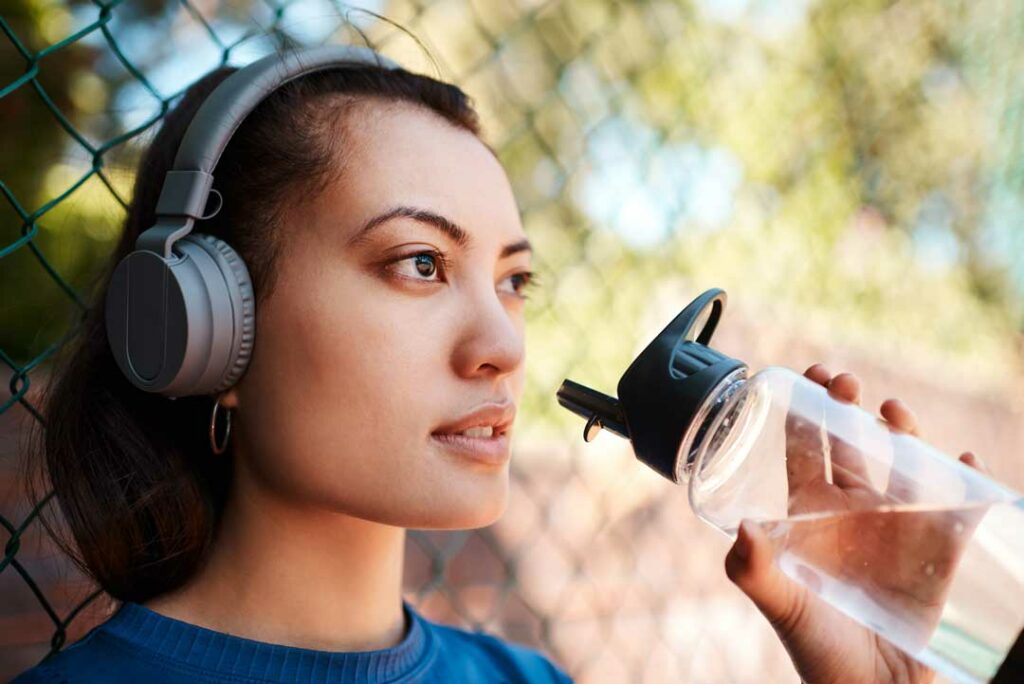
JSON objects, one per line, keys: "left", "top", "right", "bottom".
{"left": 217, "top": 386, "right": 241, "bottom": 410}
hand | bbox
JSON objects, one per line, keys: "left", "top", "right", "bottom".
{"left": 723, "top": 363, "right": 987, "bottom": 684}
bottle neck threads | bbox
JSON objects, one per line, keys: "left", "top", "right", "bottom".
{"left": 675, "top": 366, "right": 749, "bottom": 482}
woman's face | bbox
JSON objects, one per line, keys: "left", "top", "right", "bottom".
{"left": 222, "top": 100, "right": 531, "bottom": 529}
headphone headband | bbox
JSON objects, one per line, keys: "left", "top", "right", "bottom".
{"left": 107, "top": 44, "right": 407, "bottom": 398}
{"left": 138, "top": 44, "right": 401, "bottom": 258}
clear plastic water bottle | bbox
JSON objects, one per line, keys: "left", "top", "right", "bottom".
{"left": 556, "top": 288, "right": 1024, "bottom": 684}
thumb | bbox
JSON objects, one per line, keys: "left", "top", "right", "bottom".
{"left": 725, "top": 520, "right": 811, "bottom": 638}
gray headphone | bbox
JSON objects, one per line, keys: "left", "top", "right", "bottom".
{"left": 105, "top": 45, "right": 402, "bottom": 398}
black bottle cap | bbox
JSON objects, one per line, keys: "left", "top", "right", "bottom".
{"left": 556, "top": 288, "right": 748, "bottom": 483}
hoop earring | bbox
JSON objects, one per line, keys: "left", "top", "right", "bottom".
{"left": 209, "top": 396, "right": 232, "bottom": 454}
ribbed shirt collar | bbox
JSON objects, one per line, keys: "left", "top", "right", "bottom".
{"left": 99, "top": 599, "right": 435, "bottom": 683}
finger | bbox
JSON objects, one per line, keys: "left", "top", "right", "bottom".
{"left": 955, "top": 452, "right": 993, "bottom": 533}
{"left": 959, "top": 451, "right": 993, "bottom": 508}
{"left": 959, "top": 451, "right": 990, "bottom": 475}
{"left": 804, "top": 363, "right": 832, "bottom": 387}
{"left": 786, "top": 362, "right": 843, "bottom": 497}
{"left": 824, "top": 373, "right": 871, "bottom": 489}
{"left": 725, "top": 521, "right": 812, "bottom": 639}
{"left": 785, "top": 365, "right": 832, "bottom": 493}
{"left": 880, "top": 399, "right": 924, "bottom": 503}
{"left": 785, "top": 408, "right": 827, "bottom": 492}
{"left": 827, "top": 372, "right": 862, "bottom": 405}
{"left": 879, "top": 398, "right": 920, "bottom": 437}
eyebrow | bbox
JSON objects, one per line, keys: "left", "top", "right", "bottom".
{"left": 347, "top": 205, "right": 533, "bottom": 259}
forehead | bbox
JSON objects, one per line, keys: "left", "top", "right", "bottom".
{"left": 323, "top": 101, "right": 524, "bottom": 241}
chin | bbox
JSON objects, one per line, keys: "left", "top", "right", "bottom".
{"left": 463, "top": 494, "right": 508, "bottom": 529}
{"left": 417, "top": 481, "right": 509, "bottom": 531}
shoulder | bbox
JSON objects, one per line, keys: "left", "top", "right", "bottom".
{"left": 9, "top": 627, "right": 109, "bottom": 684}
{"left": 8, "top": 625, "right": 171, "bottom": 684}
{"left": 427, "top": 619, "right": 573, "bottom": 684}
{"left": 9, "top": 658, "right": 62, "bottom": 683}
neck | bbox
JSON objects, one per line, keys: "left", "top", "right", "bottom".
{"left": 143, "top": 456, "right": 408, "bottom": 652}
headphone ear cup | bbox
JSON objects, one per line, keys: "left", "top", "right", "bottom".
{"left": 105, "top": 231, "right": 254, "bottom": 398}
{"left": 179, "top": 233, "right": 255, "bottom": 395}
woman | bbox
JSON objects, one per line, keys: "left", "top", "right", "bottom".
{"left": 13, "top": 46, "right": 976, "bottom": 683}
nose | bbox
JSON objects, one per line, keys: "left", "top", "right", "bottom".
{"left": 451, "top": 287, "right": 525, "bottom": 380}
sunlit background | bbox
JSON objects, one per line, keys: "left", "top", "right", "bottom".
{"left": 3, "top": 0, "right": 1024, "bottom": 682}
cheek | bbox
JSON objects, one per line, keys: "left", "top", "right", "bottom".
{"left": 236, "top": 275, "right": 502, "bottom": 524}
{"left": 251, "top": 300, "right": 427, "bottom": 470}
{"left": 301, "top": 289, "right": 446, "bottom": 437}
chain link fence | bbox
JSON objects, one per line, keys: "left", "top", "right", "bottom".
{"left": 4, "top": 0, "right": 1024, "bottom": 682}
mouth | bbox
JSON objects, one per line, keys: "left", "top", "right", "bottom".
{"left": 430, "top": 425, "right": 512, "bottom": 466}
{"left": 430, "top": 401, "right": 516, "bottom": 465}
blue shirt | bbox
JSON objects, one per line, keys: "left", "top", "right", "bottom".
{"left": 11, "top": 600, "right": 573, "bottom": 683}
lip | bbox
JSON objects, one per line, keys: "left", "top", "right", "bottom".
{"left": 431, "top": 402, "right": 516, "bottom": 437}
{"left": 430, "top": 431, "right": 511, "bottom": 466}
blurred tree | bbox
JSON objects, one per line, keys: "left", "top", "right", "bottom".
{"left": 3, "top": 0, "right": 1022, "bottom": 420}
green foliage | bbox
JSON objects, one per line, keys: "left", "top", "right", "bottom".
{"left": 3, "top": 0, "right": 1022, "bottom": 423}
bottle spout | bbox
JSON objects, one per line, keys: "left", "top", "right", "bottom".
{"left": 553, "top": 288, "right": 747, "bottom": 483}
{"left": 556, "top": 379, "right": 630, "bottom": 442}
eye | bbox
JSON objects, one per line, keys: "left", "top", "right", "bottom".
{"left": 388, "top": 251, "right": 539, "bottom": 300}
{"left": 389, "top": 251, "right": 446, "bottom": 282}
{"left": 500, "top": 271, "right": 539, "bottom": 300}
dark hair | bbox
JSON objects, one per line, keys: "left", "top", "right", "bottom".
{"left": 23, "top": 55, "right": 483, "bottom": 604}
